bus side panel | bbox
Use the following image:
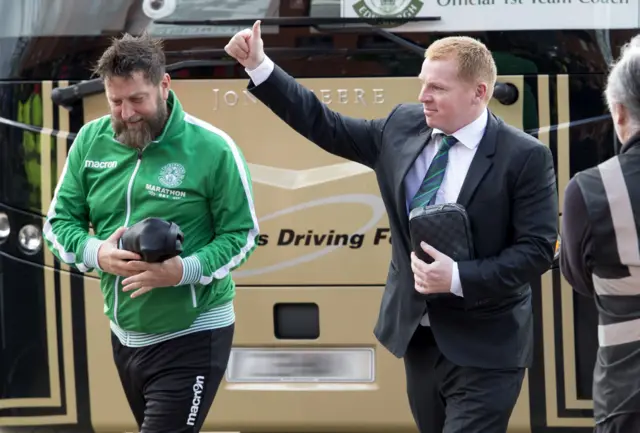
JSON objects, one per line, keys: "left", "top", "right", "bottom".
{"left": 75, "top": 74, "right": 534, "bottom": 433}
{"left": 0, "top": 53, "right": 616, "bottom": 433}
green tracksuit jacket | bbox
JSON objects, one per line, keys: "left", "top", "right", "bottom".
{"left": 43, "top": 90, "right": 258, "bottom": 335}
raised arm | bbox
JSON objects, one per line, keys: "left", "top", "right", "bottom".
{"left": 225, "top": 20, "right": 393, "bottom": 169}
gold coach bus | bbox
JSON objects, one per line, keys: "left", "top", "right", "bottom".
{"left": 0, "top": 0, "right": 634, "bottom": 432}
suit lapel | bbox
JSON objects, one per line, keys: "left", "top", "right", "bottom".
{"left": 393, "top": 126, "right": 431, "bottom": 230}
{"left": 456, "top": 112, "right": 499, "bottom": 208}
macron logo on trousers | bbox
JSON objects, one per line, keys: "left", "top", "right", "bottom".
{"left": 186, "top": 375, "right": 205, "bottom": 426}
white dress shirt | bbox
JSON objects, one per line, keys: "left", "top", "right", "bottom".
{"left": 245, "top": 56, "right": 488, "bottom": 326}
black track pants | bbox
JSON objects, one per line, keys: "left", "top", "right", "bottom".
{"left": 111, "top": 324, "right": 234, "bottom": 433}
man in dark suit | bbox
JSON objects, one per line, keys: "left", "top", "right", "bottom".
{"left": 225, "top": 21, "right": 558, "bottom": 433}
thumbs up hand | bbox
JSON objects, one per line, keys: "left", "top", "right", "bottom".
{"left": 225, "top": 20, "right": 265, "bottom": 70}
{"left": 411, "top": 241, "right": 454, "bottom": 294}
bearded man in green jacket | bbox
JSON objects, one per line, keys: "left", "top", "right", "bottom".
{"left": 43, "top": 32, "right": 259, "bottom": 433}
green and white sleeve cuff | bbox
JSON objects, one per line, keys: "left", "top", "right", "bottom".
{"left": 83, "top": 237, "right": 104, "bottom": 271}
{"left": 178, "top": 255, "right": 203, "bottom": 285}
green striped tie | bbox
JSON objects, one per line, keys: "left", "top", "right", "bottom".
{"left": 410, "top": 134, "right": 458, "bottom": 211}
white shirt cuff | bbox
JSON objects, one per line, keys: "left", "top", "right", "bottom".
{"left": 177, "top": 255, "right": 202, "bottom": 286}
{"left": 83, "top": 237, "right": 105, "bottom": 272}
{"left": 245, "top": 56, "right": 275, "bottom": 86}
{"left": 450, "top": 262, "right": 463, "bottom": 297}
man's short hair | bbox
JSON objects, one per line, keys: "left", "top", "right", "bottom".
{"left": 605, "top": 35, "right": 640, "bottom": 127}
{"left": 93, "top": 32, "right": 166, "bottom": 85}
{"left": 425, "top": 36, "right": 497, "bottom": 97}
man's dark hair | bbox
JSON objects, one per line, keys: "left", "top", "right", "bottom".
{"left": 93, "top": 32, "right": 166, "bottom": 85}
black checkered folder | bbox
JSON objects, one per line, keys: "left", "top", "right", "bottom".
{"left": 408, "top": 203, "right": 475, "bottom": 265}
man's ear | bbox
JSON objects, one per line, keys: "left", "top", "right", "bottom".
{"left": 160, "top": 73, "right": 171, "bottom": 100}
{"left": 475, "top": 82, "right": 488, "bottom": 103}
{"left": 612, "top": 102, "right": 627, "bottom": 126}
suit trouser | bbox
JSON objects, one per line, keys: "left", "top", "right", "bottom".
{"left": 595, "top": 412, "right": 640, "bottom": 433}
{"left": 111, "top": 324, "right": 234, "bottom": 433}
{"left": 403, "top": 324, "right": 525, "bottom": 433}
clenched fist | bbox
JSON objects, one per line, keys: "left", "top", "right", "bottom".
{"left": 224, "top": 20, "right": 265, "bottom": 70}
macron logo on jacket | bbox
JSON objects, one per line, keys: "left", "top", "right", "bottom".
{"left": 85, "top": 160, "right": 117, "bottom": 169}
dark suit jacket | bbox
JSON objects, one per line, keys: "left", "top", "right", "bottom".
{"left": 248, "top": 65, "right": 558, "bottom": 369}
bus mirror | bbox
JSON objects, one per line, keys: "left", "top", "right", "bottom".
{"left": 51, "top": 80, "right": 105, "bottom": 110}
{"left": 493, "top": 82, "right": 519, "bottom": 106}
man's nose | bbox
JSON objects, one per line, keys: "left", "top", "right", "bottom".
{"left": 121, "top": 102, "right": 135, "bottom": 120}
{"left": 419, "top": 91, "right": 432, "bottom": 103}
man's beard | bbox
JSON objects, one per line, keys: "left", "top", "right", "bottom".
{"left": 112, "top": 97, "right": 168, "bottom": 150}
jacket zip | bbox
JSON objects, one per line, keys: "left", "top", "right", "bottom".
{"left": 113, "top": 150, "right": 143, "bottom": 327}
{"left": 190, "top": 284, "right": 197, "bottom": 308}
